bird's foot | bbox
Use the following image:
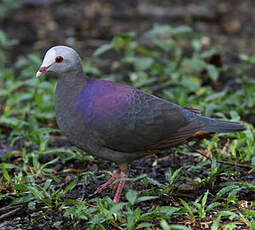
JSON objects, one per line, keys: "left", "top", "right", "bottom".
{"left": 96, "top": 169, "right": 122, "bottom": 193}
{"left": 96, "top": 167, "right": 128, "bottom": 203}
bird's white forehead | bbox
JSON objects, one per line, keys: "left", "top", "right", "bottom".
{"left": 41, "top": 48, "right": 57, "bottom": 67}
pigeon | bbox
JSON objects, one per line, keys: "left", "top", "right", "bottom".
{"left": 36, "top": 45, "right": 245, "bottom": 203}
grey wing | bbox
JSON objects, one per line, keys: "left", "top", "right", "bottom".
{"left": 95, "top": 90, "right": 201, "bottom": 153}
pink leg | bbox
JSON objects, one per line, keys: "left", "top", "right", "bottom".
{"left": 96, "top": 165, "right": 129, "bottom": 203}
{"left": 96, "top": 169, "right": 121, "bottom": 193}
{"left": 112, "top": 180, "right": 120, "bottom": 192}
{"left": 113, "top": 173, "right": 127, "bottom": 203}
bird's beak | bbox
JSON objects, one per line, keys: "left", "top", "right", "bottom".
{"left": 36, "top": 66, "right": 48, "bottom": 78}
{"left": 36, "top": 56, "right": 55, "bottom": 78}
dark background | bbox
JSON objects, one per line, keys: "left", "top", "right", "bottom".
{"left": 2, "top": 0, "right": 255, "bottom": 65}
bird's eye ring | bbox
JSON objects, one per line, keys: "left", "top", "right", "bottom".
{"left": 55, "top": 56, "right": 63, "bottom": 63}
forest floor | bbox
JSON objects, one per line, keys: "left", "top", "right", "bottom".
{"left": 0, "top": 0, "right": 255, "bottom": 229}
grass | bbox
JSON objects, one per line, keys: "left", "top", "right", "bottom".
{"left": 0, "top": 24, "right": 255, "bottom": 229}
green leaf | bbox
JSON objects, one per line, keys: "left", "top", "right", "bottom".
{"left": 183, "top": 58, "right": 206, "bottom": 73}
{"left": 136, "top": 196, "right": 158, "bottom": 203}
{"left": 28, "top": 201, "right": 36, "bottom": 210}
{"left": 145, "top": 177, "right": 165, "bottom": 188}
{"left": 134, "top": 57, "right": 154, "bottom": 71}
{"left": 126, "top": 190, "right": 138, "bottom": 205}
{"left": 179, "top": 199, "right": 194, "bottom": 217}
{"left": 136, "top": 223, "right": 154, "bottom": 229}
{"left": 242, "top": 209, "right": 255, "bottom": 218}
{"left": 211, "top": 216, "right": 221, "bottom": 230}
{"left": 43, "top": 179, "right": 52, "bottom": 191}
{"left": 160, "top": 220, "right": 191, "bottom": 230}
{"left": 0, "top": 164, "right": 11, "bottom": 183}
{"left": 205, "top": 90, "right": 227, "bottom": 102}
{"left": 56, "top": 178, "right": 78, "bottom": 201}
{"left": 207, "top": 64, "right": 219, "bottom": 81}
{"left": 113, "top": 33, "right": 134, "bottom": 51}
{"left": 108, "top": 202, "right": 125, "bottom": 215}
{"left": 165, "top": 167, "right": 182, "bottom": 185}
{"left": 93, "top": 43, "right": 113, "bottom": 57}
{"left": 214, "top": 185, "right": 239, "bottom": 201}
{"left": 13, "top": 183, "right": 28, "bottom": 192}
{"left": 0, "top": 163, "right": 18, "bottom": 169}
{"left": 27, "top": 186, "right": 44, "bottom": 201}
{"left": 216, "top": 211, "right": 237, "bottom": 220}
{"left": 202, "top": 190, "right": 209, "bottom": 207}
{"left": 157, "top": 206, "right": 181, "bottom": 217}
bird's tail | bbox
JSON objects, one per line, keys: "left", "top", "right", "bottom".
{"left": 199, "top": 116, "right": 245, "bottom": 134}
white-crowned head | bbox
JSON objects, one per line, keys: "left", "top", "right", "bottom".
{"left": 36, "top": 46, "right": 82, "bottom": 78}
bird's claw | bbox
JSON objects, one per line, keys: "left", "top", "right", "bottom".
{"left": 96, "top": 169, "right": 128, "bottom": 203}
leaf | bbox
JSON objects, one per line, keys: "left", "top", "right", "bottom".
{"left": 158, "top": 206, "right": 181, "bottom": 217}
{"left": 251, "top": 156, "right": 255, "bottom": 166}
{"left": 108, "top": 203, "right": 125, "bottom": 215}
{"left": 243, "top": 182, "right": 255, "bottom": 192}
{"left": 13, "top": 183, "right": 28, "bottom": 192}
{"left": 211, "top": 216, "right": 221, "bottom": 230}
{"left": 27, "top": 186, "right": 44, "bottom": 201}
{"left": 181, "top": 76, "right": 201, "bottom": 92}
{"left": 28, "top": 201, "right": 36, "bottom": 210}
{"left": 201, "top": 190, "right": 209, "bottom": 207}
{"left": 160, "top": 220, "right": 170, "bottom": 230}
{"left": 148, "top": 24, "right": 173, "bottom": 35}
{"left": 56, "top": 178, "right": 78, "bottom": 201}
{"left": 0, "top": 164, "right": 11, "bottom": 183}
{"left": 41, "top": 157, "right": 59, "bottom": 169}
{"left": 179, "top": 199, "right": 194, "bottom": 217}
{"left": 93, "top": 43, "right": 113, "bottom": 57}
{"left": 113, "top": 33, "right": 134, "bottom": 51}
{"left": 0, "top": 163, "right": 18, "bottom": 169}
{"left": 134, "top": 57, "right": 154, "bottom": 71}
{"left": 207, "top": 64, "right": 219, "bottom": 81}
{"left": 136, "top": 223, "right": 154, "bottom": 229}
{"left": 242, "top": 209, "right": 255, "bottom": 218}
{"left": 146, "top": 177, "right": 165, "bottom": 188}
{"left": 165, "top": 167, "right": 182, "bottom": 185}
{"left": 205, "top": 90, "right": 227, "bottom": 102}
{"left": 216, "top": 211, "right": 237, "bottom": 220}
{"left": 132, "top": 173, "right": 147, "bottom": 182}
{"left": 214, "top": 185, "right": 239, "bottom": 201}
{"left": 136, "top": 196, "right": 158, "bottom": 203}
{"left": 126, "top": 190, "right": 137, "bottom": 205}
{"left": 183, "top": 58, "right": 207, "bottom": 73}
{"left": 43, "top": 179, "right": 52, "bottom": 191}
{"left": 160, "top": 220, "right": 191, "bottom": 230}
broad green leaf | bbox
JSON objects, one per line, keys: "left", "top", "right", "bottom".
{"left": 126, "top": 190, "right": 137, "bottom": 205}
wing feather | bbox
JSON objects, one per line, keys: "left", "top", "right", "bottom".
{"left": 90, "top": 87, "right": 201, "bottom": 153}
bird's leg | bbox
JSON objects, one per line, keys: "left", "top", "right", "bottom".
{"left": 96, "top": 164, "right": 129, "bottom": 203}
{"left": 96, "top": 169, "right": 122, "bottom": 193}
{"left": 112, "top": 180, "right": 120, "bottom": 192}
{"left": 113, "top": 170, "right": 128, "bottom": 203}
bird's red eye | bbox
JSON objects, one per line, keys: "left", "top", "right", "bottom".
{"left": 55, "top": 56, "right": 63, "bottom": 63}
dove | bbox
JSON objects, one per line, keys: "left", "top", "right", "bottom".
{"left": 36, "top": 45, "right": 245, "bottom": 202}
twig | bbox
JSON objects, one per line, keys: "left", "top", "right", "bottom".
{"left": 0, "top": 207, "right": 21, "bottom": 221}
{"left": 188, "top": 146, "right": 253, "bottom": 169}
{"left": 0, "top": 205, "right": 20, "bottom": 213}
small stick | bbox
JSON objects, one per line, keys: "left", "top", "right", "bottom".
{"left": 0, "top": 205, "right": 20, "bottom": 213}
{"left": 0, "top": 207, "right": 21, "bottom": 221}
{"left": 188, "top": 146, "right": 253, "bottom": 169}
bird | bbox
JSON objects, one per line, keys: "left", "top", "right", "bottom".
{"left": 36, "top": 45, "right": 245, "bottom": 203}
